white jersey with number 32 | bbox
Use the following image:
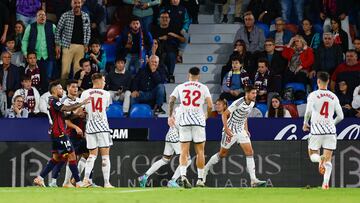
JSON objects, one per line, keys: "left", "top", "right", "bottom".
{"left": 81, "top": 88, "right": 111, "bottom": 134}
{"left": 170, "top": 81, "right": 211, "bottom": 127}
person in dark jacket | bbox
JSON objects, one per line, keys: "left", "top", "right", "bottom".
{"left": 330, "top": 17, "right": 349, "bottom": 54}
{"left": 247, "top": 0, "right": 281, "bottom": 26}
{"left": 0, "top": 51, "right": 21, "bottom": 107}
{"left": 298, "top": 18, "right": 321, "bottom": 49}
{"left": 82, "top": 0, "right": 105, "bottom": 39}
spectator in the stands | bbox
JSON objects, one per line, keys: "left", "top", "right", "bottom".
{"left": 247, "top": 0, "right": 281, "bottom": 26}
{"left": 298, "top": 18, "right": 321, "bottom": 49}
{"left": 152, "top": 11, "right": 185, "bottom": 83}
{"left": 269, "top": 17, "right": 293, "bottom": 51}
{"left": 116, "top": 16, "right": 153, "bottom": 74}
{"left": 220, "top": 55, "right": 250, "bottom": 101}
{"left": 14, "top": 20, "right": 25, "bottom": 52}
{"left": 13, "top": 75, "right": 40, "bottom": 115}
{"left": 254, "top": 58, "right": 270, "bottom": 103}
{"left": 131, "top": 55, "right": 167, "bottom": 115}
{"left": 353, "top": 37, "right": 360, "bottom": 59}
{"left": 82, "top": 0, "right": 105, "bottom": 39}
{"left": 55, "top": 0, "right": 91, "bottom": 80}
{"left": 24, "top": 52, "right": 41, "bottom": 91}
{"left": 352, "top": 85, "right": 360, "bottom": 114}
{"left": 0, "top": 51, "right": 20, "bottom": 107}
{"left": 265, "top": 94, "right": 291, "bottom": 118}
{"left": 0, "top": 1, "right": 9, "bottom": 48}
{"left": 0, "top": 83, "right": 7, "bottom": 117}
{"left": 181, "top": 0, "right": 199, "bottom": 24}
{"left": 5, "top": 35, "right": 25, "bottom": 68}
{"left": 5, "top": 95, "right": 28, "bottom": 118}
{"left": 221, "top": 0, "right": 243, "bottom": 23}
{"left": 280, "top": 0, "right": 304, "bottom": 24}
{"left": 16, "top": 0, "right": 42, "bottom": 27}
{"left": 22, "top": 9, "right": 57, "bottom": 93}
{"left": 330, "top": 50, "right": 360, "bottom": 93}
{"left": 123, "top": 0, "right": 160, "bottom": 32}
{"left": 233, "top": 11, "right": 265, "bottom": 54}
{"left": 336, "top": 80, "right": 357, "bottom": 117}
{"left": 74, "top": 58, "right": 94, "bottom": 91}
{"left": 106, "top": 57, "right": 132, "bottom": 117}
{"left": 330, "top": 17, "right": 349, "bottom": 54}
{"left": 221, "top": 40, "right": 252, "bottom": 83}
{"left": 85, "top": 38, "right": 107, "bottom": 74}
{"left": 209, "top": 98, "right": 228, "bottom": 118}
{"left": 282, "top": 35, "right": 314, "bottom": 85}
{"left": 310, "top": 32, "right": 343, "bottom": 78}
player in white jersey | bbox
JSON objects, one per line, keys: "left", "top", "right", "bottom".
{"left": 203, "top": 85, "right": 266, "bottom": 187}
{"left": 138, "top": 108, "right": 192, "bottom": 188}
{"left": 168, "top": 67, "right": 213, "bottom": 188}
{"left": 303, "top": 72, "right": 344, "bottom": 190}
{"left": 80, "top": 73, "right": 114, "bottom": 188}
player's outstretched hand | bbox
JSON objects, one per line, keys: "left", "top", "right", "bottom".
{"left": 168, "top": 116, "right": 175, "bottom": 127}
{"left": 225, "top": 127, "right": 234, "bottom": 137}
{"left": 82, "top": 97, "right": 92, "bottom": 105}
{"left": 302, "top": 123, "right": 310, "bottom": 132}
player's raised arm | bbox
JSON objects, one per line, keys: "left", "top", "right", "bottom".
{"left": 334, "top": 97, "right": 344, "bottom": 125}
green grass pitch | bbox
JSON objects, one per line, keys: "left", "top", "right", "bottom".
{"left": 0, "top": 187, "right": 360, "bottom": 203}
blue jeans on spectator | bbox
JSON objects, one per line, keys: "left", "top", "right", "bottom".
{"left": 38, "top": 58, "right": 56, "bottom": 94}
{"left": 140, "top": 15, "right": 153, "bottom": 33}
{"left": 280, "top": 0, "right": 304, "bottom": 24}
{"left": 16, "top": 13, "right": 36, "bottom": 27}
{"left": 131, "top": 84, "right": 166, "bottom": 107}
{"left": 165, "top": 51, "right": 177, "bottom": 76}
{"left": 125, "top": 52, "right": 147, "bottom": 75}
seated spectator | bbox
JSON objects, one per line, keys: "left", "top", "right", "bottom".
{"left": 247, "top": 0, "right": 281, "bottom": 26}
{"left": 74, "top": 58, "right": 95, "bottom": 92}
{"left": 13, "top": 75, "right": 41, "bottom": 115}
{"left": 116, "top": 16, "right": 153, "bottom": 73}
{"left": 5, "top": 35, "right": 25, "bottom": 68}
{"left": 298, "top": 18, "right": 321, "bottom": 49}
{"left": 265, "top": 95, "right": 291, "bottom": 118}
{"left": 330, "top": 50, "right": 360, "bottom": 93}
{"left": 254, "top": 58, "right": 270, "bottom": 103}
{"left": 152, "top": 11, "right": 185, "bottom": 83}
{"left": 85, "top": 38, "right": 107, "bottom": 74}
{"left": 220, "top": 55, "right": 250, "bottom": 101}
{"left": 331, "top": 17, "right": 349, "bottom": 54}
{"left": 131, "top": 55, "right": 166, "bottom": 114}
{"left": 282, "top": 35, "right": 314, "bottom": 85}
{"left": 209, "top": 98, "right": 228, "bottom": 118}
{"left": 16, "top": 0, "right": 42, "bottom": 27}
{"left": 352, "top": 85, "right": 360, "bottom": 118}
{"left": 0, "top": 83, "right": 7, "bottom": 117}
{"left": 5, "top": 95, "right": 28, "bottom": 118}
{"left": 269, "top": 17, "right": 293, "bottom": 51}
{"left": 14, "top": 20, "right": 26, "bottom": 52}
{"left": 220, "top": 0, "right": 243, "bottom": 23}
{"left": 106, "top": 57, "right": 132, "bottom": 117}
{"left": 233, "top": 12, "right": 265, "bottom": 54}
{"left": 336, "top": 80, "right": 357, "bottom": 117}
{"left": 310, "top": 32, "right": 343, "bottom": 78}
{"left": 24, "top": 52, "right": 41, "bottom": 91}
{"left": 0, "top": 51, "right": 21, "bottom": 107}
{"left": 354, "top": 37, "right": 360, "bottom": 59}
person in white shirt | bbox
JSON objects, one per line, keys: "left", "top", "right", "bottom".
{"left": 12, "top": 75, "right": 40, "bottom": 114}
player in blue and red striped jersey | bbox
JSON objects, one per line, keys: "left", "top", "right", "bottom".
{"left": 33, "top": 81, "right": 91, "bottom": 187}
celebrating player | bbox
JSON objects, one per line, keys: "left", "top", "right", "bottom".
{"left": 203, "top": 85, "right": 266, "bottom": 187}
{"left": 303, "top": 71, "right": 344, "bottom": 190}
{"left": 168, "top": 67, "right": 213, "bottom": 188}
{"left": 81, "top": 73, "right": 114, "bottom": 188}
{"left": 33, "top": 81, "right": 91, "bottom": 187}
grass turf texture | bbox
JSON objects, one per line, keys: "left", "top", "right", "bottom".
{"left": 0, "top": 187, "right": 359, "bottom": 203}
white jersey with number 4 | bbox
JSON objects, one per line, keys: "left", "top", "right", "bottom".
{"left": 170, "top": 81, "right": 211, "bottom": 127}
{"left": 81, "top": 88, "right": 111, "bottom": 134}
{"left": 305, "top": 89, "right": 343, "bottom": 135}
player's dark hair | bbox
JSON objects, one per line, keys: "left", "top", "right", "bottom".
{"left": 317, "top": 71, "right": 329, "bottom": 83}
{"left": 66, "top": 79, "right": 78, "bottom": 87}
{"left": 245, "top": 85, "right": 257, "bottom": 93}
{"left": 48, "top": 80, "right": 61, "bottom": 93}
{"left": 189, "top": 67, "right": 200, "bottom": 76}
{"left": 230, "top": 55, "right": 243, "bottom": 64}
{"left": 79, "top": 58, "right": 90, "bottom": 67}
{"left": 21, "top": 75, "right": 32, "bottom": 82}
{"left": 91, "top": 73, "right": 104, "bottom": 82}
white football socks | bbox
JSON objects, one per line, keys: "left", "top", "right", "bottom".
{"left": 323, "top": 161, "right": 332, "bottom": 186}
{"left": 145, "top": 158, "right": 169, "bottom": 177}
{"left": 172, "top": 157, "right": 191, "bottom": 180}
{"left": 310, "top": 154, "right": 321, "bottom": 163}
{"left": 84, "top": 154, "right": 97, "bottom": 180}
{"left": 205, "top": 153, "right": 221, "bottom": 172}
{"left": 78, "top": 157, "right": 87, "bottom": 174}
{"left": 246, "top": 156, "right": 257, "bottom": 181}
{"left": 102, "top": 155, "right": 111, "bottom": 185}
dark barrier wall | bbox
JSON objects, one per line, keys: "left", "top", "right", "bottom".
{"left": 1, "top": 141, "right": 360, "bottom": 187}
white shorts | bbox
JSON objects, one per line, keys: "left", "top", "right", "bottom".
{"left": 221, "top": 130, "right": 251, "bottom": 149}
{"left": 308, "top": 134, "right": 337, "bottom": 151}
{"left": 163, "top": 142, "right": 181, "bottom": 156}
{"left": 85, "top": 132, "right": 113, "bottom": 149}
{"left": 179, "top": 126, "right": 206, "bottom": 143}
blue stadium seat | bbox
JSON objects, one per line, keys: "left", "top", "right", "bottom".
{"left": 294, "top": 100, "right": 306, "bottom": 105}
{"left": 107, "top": 103, "right": 123, "bottom": 118}
{"left": 255, "top": 103, "right": 268, "bottom": 117}
{"left": 102, "top": 42, "right": 117, "bottom": 64}
{"left": 256, "top": 22, "right": 270, "bottom": 38}
{"left": 285, "top": 83, "right": 306, "bottom": 92}
{"left": 129, "top": 104, "right": 153, "bottom": 118}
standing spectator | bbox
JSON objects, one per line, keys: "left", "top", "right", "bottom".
{"left": 330, "top": 17, "right": 349, "bottom": 54}
{"left": 123, "top": 0, "right": 161, "bottom": 32}
{"left": 220, "top": 0, "right": 243, "bottom": 23}
{"left": 265, "top": 94, "right": 291, "bottom": 117}
{"left": 0, "top": 1, "right": 9, "bottom": 47}
{"left": 13, "top": 75, "right": 41, "bottom": 115}
{"left": 5, "top": 35, "right": 25, "bottom": 68}
{"left": 310, "top": 32, "right": 343, "bottom": 78}
{"left": 106, "top": 57, "right": 132, "bottom": 117}
{"left": 24, "top": 52, "right": 41, "bottom": 91}
{"left": 131, "top": 55, "right": 166, "bottom": 114}
{"left": 298, "top": 18, "right": 321, "bottom": 49}
{"left": 352, "top": 85, "right": 360, "bottom": 111}
{"left": 85, "top": 38, "right": 107, "bottom": 74}
{"left": 269, "top": 17, "right": 293, "bottom": 51}
{"left": 0, "top": 83, "right": 7, "bottom": 117}
{"left": 152, "top": 11, "right": 185, "bottom": 83}
{"left": 116, "top": 17, "right": 153, "bottom": 74}
{"left": 4, "top": 95, "right": 28, "bottom": 118}
{"left": 233, "top": 12, "right": 265, "bottom": 54}
{"left": 336, "top": 80, "right": 356, "bottom": 117}
{"left": 209, "top": 98, "right": 228, "bottom": 118}
{"left": 282, "top": 35, "right": 314, "bottom": 85}
{"left": 16, "top": 0, "right": 42, "bottom": 26}
{"left": 280, "top": 0, "right": 304, "bottom": 24}
{"left": 0, "top": 51, "right": 20, "bottom": 107}
{"left": 253, "top": 58, "right": 270, "bottom": 103}
{"left": 354, "top": 37, "right": 360, "bottom": 59}
{"left": 14, "top": 20, "right": 25, "bottom": 52}
{"left": 181, "top": 0, "right": 199, "bottom": 24}
{"left": 247, "top": 0, "right": 281, "bottom": 26}
{"left": 55, "top": 0, "right": 91, "bottom": 80}
{"left": 82, "top": 0, "right": 106, "bottom": 39}
{"left": 74, "top": 58, "right": 94, "bottom": 91}
{"left": 22, "top": 9, "right": 57, "bottom": 93}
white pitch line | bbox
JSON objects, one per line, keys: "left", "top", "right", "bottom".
{"left": 0, "top": 188, "right": 157, "bottom": 194}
